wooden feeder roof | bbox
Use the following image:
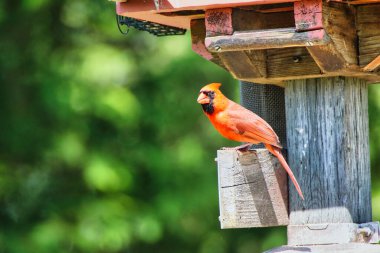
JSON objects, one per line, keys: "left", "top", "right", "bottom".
{"left": 116, "top": 0, "right": 299, "bottom": 29}
{"left": 114, "top": 0, "right": 380, "bottom": 85}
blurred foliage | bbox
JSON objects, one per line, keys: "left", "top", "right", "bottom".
{"left": 0, "top": 0, "right": 379, "bottom": 252}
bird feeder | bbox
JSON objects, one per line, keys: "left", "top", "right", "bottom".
{"left": 112, "top": 0, "right": 380, "bottom": 252}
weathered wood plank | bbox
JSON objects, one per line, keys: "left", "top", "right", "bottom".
{"left": 246, "top": 75, "right": 380, "bottom": 86}
{"left": 218, "top": 50, "right": 267, "bottom": 79}
{"left": 217, "top": 149, "right": 288, "bottom": 228}
{"left": 322, "top": 2, "right": 357, "bottom": 65}
{"left": 267, "top": 47, "right": 321, "bottom": 77}
{"left": 363, "top": 55, "right": 380, "bottom": 72}
{"left": 232, "top": 8, "right": 294, "bottom": 31}
{"left": 343, "top": 0, "right": 380, "bottom": 4}
{"left": 357, "top": 25, "right": 380, "bottom": 37}
{"left": 117, "top": 0, "right": 300, "bottom": 13}
{"left": 305, "top": 2, "right": 357, "bottom": 73}
{"left": 294, "top": 0, "right": 323, "bottom": 31}
{"left": 307, "top": 43, "right": 347, "bottom": 72}
{"left": 206, "top": 28, "right": 330, "bottom": 52}
{"left": 245, "top": 50, "right": 267, "bottom": 77}
{"left": 357, "top": 4, "right": 380, "bottom": 67}
{"left": 190, "top": 18, "right": 227, "bottom": 70}
{"left": 205, "top": 8, "right": 233, "bottom": 37}
{"left": 360, "top": 53, "right": 380, "bottom": 70}
{"left": 356, "top": 4, "right": 380, "bottom": 22}
{"left": 218, "top": 47, "right": 365, "bottom": 83}
{"left": 264, "top": 243, "right": 380, "bottom": 253}
{"left": 285, "top": 77, "right": 371, "bottom": 245}
{"left": 193, "top": 2, "right": 380, "bottom": 85}
{"left": 288, "top": 222, "right": 380, "bottom": 245}
{"left": 190, "top": 19, "right": 214, "bottom": 61}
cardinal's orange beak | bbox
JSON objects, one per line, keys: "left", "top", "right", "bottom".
{"left": 197, "top": 92, "right": 210, "bottom": 104}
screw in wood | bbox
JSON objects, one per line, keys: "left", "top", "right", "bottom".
{"left": 293, "top": 56, "right": 302, "bottom": 63}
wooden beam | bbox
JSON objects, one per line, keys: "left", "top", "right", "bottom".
{"left": 190, "top": 19, "right": 227, "bottom": 69}
{"left": 357, "top": 4, "right": 380, "bottom": 67}
{"left": 116, "top": 0, "right": 300, "bottom": 13}
{"left": 265, "top": 244, "right": 380, "bottom": 253}
{"left": 307, "top": 43, "right": 348, "bottom": 72}
{"left": 294, "top": 0, "right": 323, "bottom": 31}
{"left": 322, "top": 2, "right": 357, "bottom": 65}
{"left": 267, "top": 47, "right": 321, "bottom": 77}
{"left": 218, "top": 50, "right": 267, "bottom": 79}
{"left": 190, "top": 3, "right": 380, "bottom": 85}
{"left": 257, "top": 6, "right": 294, "bottom": 12}
{"left": 330, "top": 0, "right": 380, "bottom": 4}
{"left": 190, "top": 19, "right": 214, "bottom": 61}
{"left": 205, "top": 8, "right": 233, "bottom": 37}
{"left": 289, "top": 222, "right": 380, "bottom": 245}
{"left": 298, "top": 2, "right": 358, "bottom": 73}
{"left": 217, "top": 149, "right": 288, "bottom": 228}
{"left": 231, "top": 8, "right": 294, "bottom": 31}
{"left": 241, "top": 72, "right": 380, "bottom": 86}
{"left": 205, "top": 28, "right": 330, "bottom": 52}
{"left": 363, "top": 55, "right": 380, "bottom": 72}
{"left": 285, "top": 77, "right": 371, "bottom": 245}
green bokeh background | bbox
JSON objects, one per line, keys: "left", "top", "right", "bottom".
{"left": 0, "top": 1, "right": 379, "bottom": 252}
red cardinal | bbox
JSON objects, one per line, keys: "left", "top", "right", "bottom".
{"left": 197, "top": 83, "right": 304, "bottom": 199}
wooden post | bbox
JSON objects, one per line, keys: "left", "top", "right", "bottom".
{"left": 286, "top": 77, "right": 370, "bottom": 226}
{"left": 266, "top": 77, "right": 380, "bottom": 252}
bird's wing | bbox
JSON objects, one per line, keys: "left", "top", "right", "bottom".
{"left": 226, "top": 102, "right": 282, "bottom": 148}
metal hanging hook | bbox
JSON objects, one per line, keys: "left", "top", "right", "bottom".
{"left": 116, "top": 15, "right": 130, "bottom": 35}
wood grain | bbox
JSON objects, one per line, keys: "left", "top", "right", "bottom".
{"left": 288, "top": 222, "right": 380, "bottom": 245}
{"left": 232, "top": 8, "right": 294, "bottom": 31}
{"left": 285, "top": 77, "right": 371, "bottom": 244}
{"left": 363, "top": 55, "right": 380, "bottom": 72}
{"left": 307, "top": 43, "right": 347, "bottom": 72}
{"left": 344, "top": 0, "right": 380, "bottom": 4}
{"left": 294, "top": 0, "right": 323, "bottom": 31}
{"left": 217, "top": 149, "right": 288, "bottom": 228}
{"left": 267, "top": 47, "right": 321, "bottom": 78}
{"left": 199, "top": 4, "right": 380, "bottom": 85}
{"left": 264, "top": 243, "right": 380, "bottom": 253}
{"left": 304, "top": 2, "right": 357, "bottom": 73}
{"left": 218, "top": 50, "right": 266, "bottom": 79}
{"left": 322, "top": 2, "right": 357, "bottom": 65}
{"left": 357, "top": 4, "right": 380, "bottom": 67}
{"left": 206, "top": 28, "right": 330, "bottom": 52}
{"left": 190, "top": 19, "right": 227, "bottom": 70}
{"left": 205, "top": 8, "right": 233, "bottom": 37}
{"left": 117, "top": 0, "right": 300, "bottom": 14}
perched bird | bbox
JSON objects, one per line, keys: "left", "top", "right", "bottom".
{"left": 197, "top": 83, "right": 304, "bottom": 199}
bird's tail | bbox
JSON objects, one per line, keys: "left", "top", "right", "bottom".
{"left": 265, "top": 144, "right": 304, "bottom": 200}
